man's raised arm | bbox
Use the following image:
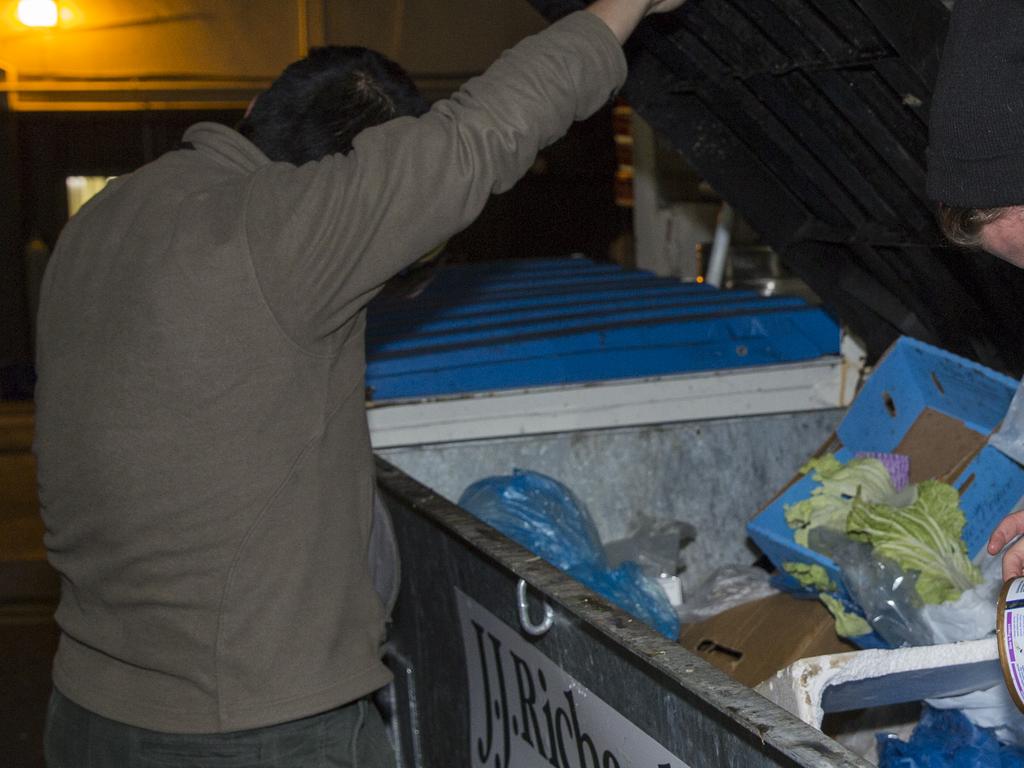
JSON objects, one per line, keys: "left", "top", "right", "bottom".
{"left": 587, "top": 0, "right": 687, "bottom": 43}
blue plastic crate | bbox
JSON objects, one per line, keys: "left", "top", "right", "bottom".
{"left": 748, "top": 336, "right": 1024, "bottom": 595}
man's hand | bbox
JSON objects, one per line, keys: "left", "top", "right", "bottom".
{"left": 646, "top": 0, "right": 687, "bottom": 12}
{"left": 587, "top": 0, "right": 686, "bottom": 44}
{"left": 988, "top": 509, "right": 1024, "bottom": 581}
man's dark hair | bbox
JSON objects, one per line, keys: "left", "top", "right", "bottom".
{"left": 938, "top": 204, "right": 1007, "bottom": 250}
{"left": 238, "top": 46, "right": 429, "bottom": 165}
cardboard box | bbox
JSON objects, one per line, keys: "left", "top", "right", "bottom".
{"left": 747, "top": 336, "right": 1024, "bottom": 598}
{"left": 679, "top": 593, "right": 856, "bottom": 687}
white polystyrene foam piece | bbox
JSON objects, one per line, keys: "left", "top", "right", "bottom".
{"left": 755, "top": 637, "right": 999, "bottom": 729}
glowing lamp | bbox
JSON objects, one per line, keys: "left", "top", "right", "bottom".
{"left": 17, "top": 0, "right": 59, "bottom": 27}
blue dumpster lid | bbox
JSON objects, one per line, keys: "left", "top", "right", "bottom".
{"left": 365, "top": 257, "right": 840, "bottom": 401}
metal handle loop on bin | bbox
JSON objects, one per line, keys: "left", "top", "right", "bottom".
{"left": 516, "top": 578, "right": 554, "bottom": 637}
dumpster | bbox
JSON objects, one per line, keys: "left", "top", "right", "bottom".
{"left": 364, "top": 256, "right": 880, "bottom": 766}
{"left": 376, "top": 457, "right": 868, "bottom": 767}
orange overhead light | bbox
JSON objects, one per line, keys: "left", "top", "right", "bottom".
{"left": 16, "top": 0, "right": 59, "bottom": 27}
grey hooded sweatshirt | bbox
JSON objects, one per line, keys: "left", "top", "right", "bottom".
{"left": 33, "top": 11, "right": 626, "bottom": 733}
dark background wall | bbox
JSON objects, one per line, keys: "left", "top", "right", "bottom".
{"left": 0, "top": 109, "right": 241, "bottom": 382}
{"left": 0, "top": 112, "right": 24, "bottom": 366}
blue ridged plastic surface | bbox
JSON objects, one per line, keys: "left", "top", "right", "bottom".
{"left": 365, "top": 257, "right": 840, "bottom": 401}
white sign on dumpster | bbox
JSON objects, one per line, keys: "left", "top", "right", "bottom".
{"left": 456, "top": 589, "right": 691, "bottom": 768}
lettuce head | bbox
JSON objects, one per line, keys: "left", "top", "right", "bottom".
{"left": 846, "top": 480, "right": 981, "bottom": 605}
{"left": 785, "top": 454, "right": 901, "bottom": 548}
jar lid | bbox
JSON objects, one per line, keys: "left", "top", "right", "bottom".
{"left": 996, "top": 576, "right": 1024, "bottom": 713}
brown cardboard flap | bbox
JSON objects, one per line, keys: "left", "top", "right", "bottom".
{"left": 679, "top": 593, "right": 855, "bottom": 687}
{"left": 894, "top": 408, "right": 987, "bottom": 485}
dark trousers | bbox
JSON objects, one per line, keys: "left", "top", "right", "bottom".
{"left": 44, "top": 688, "right": 396, "bottom": 768}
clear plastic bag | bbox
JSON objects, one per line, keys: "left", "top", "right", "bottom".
{"left": 808, "top": 527, "right": 934, "bottom": 647}
{"left": 458, "top": 469, "right": 680, "bottom": 639}
{"left": 603, "top": 514, "right": 696, "bottom": 579}
{"left": 990, "top": 380, "right": 1024, "bottom": 467}
{"left": 675, "top": 565, "right": 779, "bottom": 624}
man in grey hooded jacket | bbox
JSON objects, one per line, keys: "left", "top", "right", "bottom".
{"left": 34, "top": 0, "right": 684, "bottom": 765}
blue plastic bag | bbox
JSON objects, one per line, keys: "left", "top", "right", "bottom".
{"left": 458, "top": 469, "right": 680, "bottom": 640}
{"left": 878, "top": 706, "right": 1024, "bottom": 768}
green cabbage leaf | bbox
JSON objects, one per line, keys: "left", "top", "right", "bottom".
{"left": 846, "top": 480, "right": 982, "bottom": 605}
{"left": 784, "top": 454, "right": 901, "bottom": 547}
{"left": 783, "top": 561, "right": 836, "bottom": 592}
{"left": 819, "top": 593, "right": 873, "bottom": 638}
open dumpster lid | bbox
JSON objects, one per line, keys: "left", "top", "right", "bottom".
{"left": 526, "top": 0, "right": 1024, "bottom": 378}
